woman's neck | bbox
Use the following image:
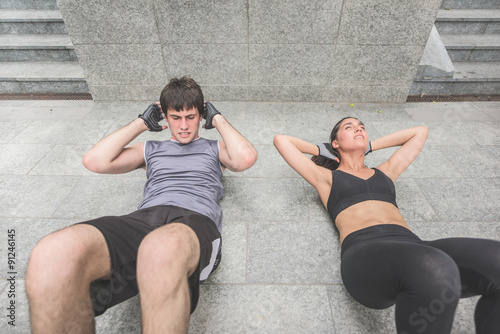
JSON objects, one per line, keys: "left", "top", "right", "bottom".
{"left": 338, "top": 153, "right": 366, "bottom": 171}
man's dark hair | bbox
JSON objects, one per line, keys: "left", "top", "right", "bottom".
{"left": 159, "top": 76, "right": 204, "bottom": 116}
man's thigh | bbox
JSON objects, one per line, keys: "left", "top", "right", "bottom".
{"left": 138, "top": 223, "right": 201, "bottom": 276}
{"left": 29, "top": 223, "right": 111, "bottom": 282}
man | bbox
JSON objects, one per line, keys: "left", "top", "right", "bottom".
{"left": 25, "top": 76, "right": 257, "bottom": 333}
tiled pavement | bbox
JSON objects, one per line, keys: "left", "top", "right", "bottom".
{"left": 0, "top": 99, "right": 499, "bottom": 333}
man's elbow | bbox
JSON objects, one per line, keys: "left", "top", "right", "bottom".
{"left": 230, "top": 150, "right": 258, "bottom": 172}
{"left": 240, "top": 150, "right": 258, "bottom": 171}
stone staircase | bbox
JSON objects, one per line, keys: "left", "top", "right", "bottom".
{"left": 0, "top": 0, "right": 89, "bottom": 95}
{"left": 411, "top": 0, "right": 500, "bottom": 96}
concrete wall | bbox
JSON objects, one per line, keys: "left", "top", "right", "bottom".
{"left": 57, "top": 0, "right": 442, "bottom": 102}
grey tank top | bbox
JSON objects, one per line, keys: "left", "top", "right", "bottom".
{"left": 138, "top": 137, "right": 224, "bottom": 231}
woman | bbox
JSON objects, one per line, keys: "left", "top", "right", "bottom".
{"left": 273, "top": 117, "right": 500, "bottom": 334}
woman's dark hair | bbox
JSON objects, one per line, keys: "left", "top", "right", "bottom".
{"left": 159, "top": 76, "right": 204, "bottom": 116}
{"left": 311, "top": 116, "right": 359, "bottom": 170}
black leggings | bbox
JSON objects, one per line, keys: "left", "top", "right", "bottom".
{"left": 341, "top": 224, "right": 500, "bottom": 334}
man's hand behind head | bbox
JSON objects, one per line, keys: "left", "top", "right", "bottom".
{"left": 139, "top": 103, "right": 166, "bottom": 132}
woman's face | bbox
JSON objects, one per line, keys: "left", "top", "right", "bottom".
{"left": 332, "top": 118, "right": 369, "bottom": 152}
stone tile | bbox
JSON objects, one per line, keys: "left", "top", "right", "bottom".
{"left": 206, "top": 221, "right": 246, "bottom": 284}
{"left": 415, "top": 178, "right": 500, "bottom": 221}
{"left": 206, "top": 101, "right": 247, "bottom": 122}
{"left": 244, "top": 144, "right": 301, "bottom": 178}
{"left": 482, "top": 107, "right": 500, "bottom": 121}
{"left": 325, "top": 85, "right": 411, "bottom": 103}
{"left": 441, "top": 0, "right": 499, "bottom": 9}
{"left": 162, "top": 44, "right": 247, "bottom": 85}
{"left": 0, "top": 144, "right": 52, "bottom": 175}
{"left": 190, "top": 284, "right": 335, "bottom": 333}
{"left": 88, "top": 85, "right": 161, "bottom": 102}
{"left": 10, "top": 120, "right": 113, "bottom": 145}
{"left": 249, "top": 44, "right": 335, "bottom": 85}
{"left": 95, "top": 296, "right": 141, "bottom": 333}
{"left": 220, "top": 178, "right": 309, "bottom": 222}
{"left": 338, "top": 0, "right": 441, "bottom": 45}
{"left": 28, "top": 144, "right": 95, "bottom": 176}
{"left": 0, "top": 100, "right": 93, "bottom": 109}
{"left": 0, "top": 279, "right": 30, "bottom": 333}
{"left": 0, "top": 0, "right": 35, "bottom": 9}
{"left": 0, "top": 175, "right": 78, "bottom": 218}
{"left": 201, "top": 84, "right": 250, "bottom": 102}
{"left": 327, "top": 285, "right": 395, "bottom": 334}
{"left": 395, "top": 178, "right": 440, "bottom": 222}
{"left": 0, "top": 121, "right": 29, "bottom": 144}
{"left": 327, "top": 285, "right": 478, "bottom": 334}
{"left": 20, "top": 80, "right": 90, "bottom": 94}
{"left": 83, "top": 102, "right": 153, "bottom": 121}
{"left": 0, "top": 218, "right": 78, "bottom": 278}
{"left": 304, "top": 181, "right": 333, "bottom": 222}
{"left": 247, "top": 85, "right": 328, "bottom": 103}
{"left": 0, "top": 106, "right": 92, "bottom": 121}
{"left": 462, "top": 121, "right": 500, "bottom": 145}
{"left": 75, "top": 44, "right": 167, "bottom": 86}
{"left": 249, "top": 0, "right": 342, "bottom": 44}
{"left": 409, "top": 221, "right": 500, "bottom": 241}
{"left": 331, "top": 45, "right": 423, "bottom": 87}
{"left": 0, "top": 81, "right": 22, "bottom": 94}
{"left": 439, "top": 145, "right": 500, "bottom": 178}
{"left": 373, "top": 120, "right": 474, "bottom": 148}
{"left": 155, "top": 0, "right": 246, "bottom": 44}
{"left": 236, "top": 103, "right": 332, "bottom": 145}
{"left": 245, "top": 101, "right": 329, "bottom": 121}
{"left": 247, "top": 221, "right": 340, "bottom": 284}
{"left": 52, "top": 176, "right": 145, "bottom": 219}
{"left": 58, "top": 0, "right": 159, "bottom": 44}
{"left": 406, "top": 105, "right": 496, "bottom": 122}
{"left": 365, "top": 144, "right": 463, "bottom": 179}
{"left": 325, "top": 103, "right": 414, "bottom": 122}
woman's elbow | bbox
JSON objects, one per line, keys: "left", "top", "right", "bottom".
{"left": 82, "top": 152, "right": 103, "bottom": 173}
{"left": 273, "top": 134, "right": 282, "bottom": 145}
{"left": 417, "top": 125, "right": 429, "bottom": 138}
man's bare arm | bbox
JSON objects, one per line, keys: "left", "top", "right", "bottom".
{"left": 82, "top": 118, "right": 149, "bottom": 174}
{"left": 212, "top": 114, "right": 257, "bottom": 172}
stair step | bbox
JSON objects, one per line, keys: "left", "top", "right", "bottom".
{"left": 0, "top": 0, "right": 58, "bottom": 10}
{"left": 0, "top": 10, "right": 66, "bottom": 34}
{"left": 0, "top": 34, "right": 77, "bottom": 61}
{"left": 411, "top": 62, "right": 500, "bottom": 95}
{"left": 0, "top": 61, "right": 89, "bottom": 94}
{"left": 441, "top": 0, "right": 500, "bottom": 10}
{"left": 441, "top": 34, "right": 500, "bottom": 61}
{"left": 436, "top": 9, "right": 500, "bottom": 34}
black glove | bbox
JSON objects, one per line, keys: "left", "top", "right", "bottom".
{"left": 138, "top": 103, "right": 164, "bottom": 132}
{"left": 203, "top": 102, "right": 221, "bottom": 130}
{"left": 365, "top": 141, "right": 372, "bottom": 156}
{"left": 316, "top": 143, "right": 339, "bottom": 161}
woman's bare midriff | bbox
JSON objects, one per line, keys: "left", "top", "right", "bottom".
{"left": 334, "top": 201, "right": 411, "bottom": 244}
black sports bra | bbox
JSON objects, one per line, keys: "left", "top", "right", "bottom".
{"left": 327, "top": 168, "right": 398, "bottom": 222}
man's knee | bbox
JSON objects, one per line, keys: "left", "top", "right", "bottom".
{"left": 26, "top": 225, "right": 110, "bottom": 297}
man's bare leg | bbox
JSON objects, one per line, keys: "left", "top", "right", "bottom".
{"left": 26, "top": 224, "right": 111, "bottom": 334}
{"left": 137, "top": 223, "right": 200, "bottom": 334}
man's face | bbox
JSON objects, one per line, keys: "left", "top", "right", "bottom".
{"left": 165, "top": 107, "right": 202, "bottom": 144}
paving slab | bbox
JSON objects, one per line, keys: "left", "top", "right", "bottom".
{"left": 0, "top": 100, "right": 498, "bottom": 334}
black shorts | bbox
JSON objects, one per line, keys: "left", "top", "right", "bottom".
{"left": 79, "top": 205, "right": 222, "bottom": 316}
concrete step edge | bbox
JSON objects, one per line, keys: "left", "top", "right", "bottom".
{"left": 441, "top": 34, "right": 500, "bottom": 49}
{"left": 437, "top": 9, "right": 500, "bottom": 21}
{"left": 0, "top": 34, "right": 73, "bottom": 49}
{"left": 0, "top": 9, "right": 63, "bottom": 22}
{"left": 0, "top": 61, "right": 85, "bottom": 80}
